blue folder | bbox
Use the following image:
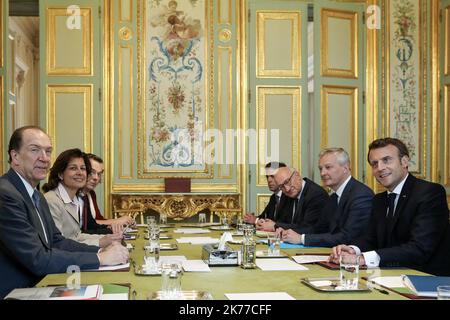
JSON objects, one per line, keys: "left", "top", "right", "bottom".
{"left": 403, "top": 275, "right": 450, "bottom": 297}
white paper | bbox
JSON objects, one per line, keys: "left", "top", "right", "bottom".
{"left": 292, "top": 255, "right": 328, "bottom": 264}
{"left": 87, "top": 262, "right": 130, "bottom": 272}
{"left": 225, "top": 292, "right": 295, "bottom": 300}
{"left": 189, "top": 237, "right": 219, "bottom": 245}
{"left": 100, "top": 293, "right": 129, "bottom": 300}
{"left": 176, "top": 237, "right": 219, "bottom": 245}
{"left": 368, "top": 276, "right": 406, "bottom": 288}
{"left": 135, "top": 223, "right": 147, "bottom": 227}
{"left": 158, "top": 255, "right": 187, "bottom": 263}
{"left": 174, "top": 228, "right": 210, "bottom": 234}
{"left": 182, "top": 260, "right": 211, "bottom": 272}
{"left": 255, "top": 258, "right": 309, "bottom": 271}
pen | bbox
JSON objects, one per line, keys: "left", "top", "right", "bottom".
{"left": 373, "top": 287, "right": 390, "bottom": 295}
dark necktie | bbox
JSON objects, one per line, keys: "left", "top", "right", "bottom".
{"left": 32, "top": 190, "right": 49, "bottom": 244}
{"left": 292, "top": 197, "right": 300, "bottom": 223}
{"left": 384, "top": 193, "right": 397, "bottom": 247}
{"left": 386, "top": 193, "right": 397, "bottom": 218}
{"left": 329, "top": 193, "right": 339, "bottom": 212}
{"left": 273, "top": 195, "right": 280, "bottom": 220}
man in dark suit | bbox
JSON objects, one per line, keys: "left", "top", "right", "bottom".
{"left": 279, "top": 148, "right": 374, "bottom": 247}
{"left": 330, "top": 138, "right": 450, "bottom": 276}
{"left": 258, "top": 166, "right": 328, "bottom": 232}
{"left": 0, "top": 126, "right": 129, "bottom": 298}
{"left": 243, "top": 162, "right": 289, "bottom": 227}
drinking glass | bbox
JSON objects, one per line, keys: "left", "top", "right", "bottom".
{"left": 267, "top": 234, "right": 280, "bottom": 255}
{"left": 339, "top": 254, "right": 361, "bottom": 289}
{"left": 159, "top": 260, "right": 183, "bottom": 299}
{"left": 437, "top": 285, "right": 450, "bottom": 300}
{"left": 159, "top": 212, "right": 168, "bottom": 225}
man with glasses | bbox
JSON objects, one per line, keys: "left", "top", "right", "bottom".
{"left": 0, "top": 126, "right": 129, "bottom": 298}
{"left": 82, "top": 154, "right": 134, "bottom": 234}
{"left": 258, "top": 166, "right": 328, "bottom": 232}
{"left": 329, "top": 138, "right": 450, "bottom": 276}
{"left": 244, "top": 162, "right": 289, "bottom": 227}
{"left": 278, "top": 148, "right": 374, "bottom": 247}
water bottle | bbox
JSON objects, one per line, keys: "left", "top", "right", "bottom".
{"left": 240, "top": 225, "right": 256, "bottom": 269}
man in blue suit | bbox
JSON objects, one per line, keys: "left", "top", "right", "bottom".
{"left": 0, "top": 126, "right": 129, "bottom": 298}
{"left": 279, "top": 148, "right": 374, "bottom": 247}
{"left": 330, "top": 138, "right": 450, "bottom": 276}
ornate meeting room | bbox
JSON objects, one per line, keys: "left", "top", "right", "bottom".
{"left": 0, "top": 0, "right": 450, "bottom": 302}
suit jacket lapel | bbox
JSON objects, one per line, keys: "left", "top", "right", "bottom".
{"left": 387, "top": 174, "right": 414, "bottom": 235}
{"left": 6, "top": 169, "right": 51, "bottom": 249}
{"left": 330, "top": 179, "right": 353, "bottom": 231}
{"left": 292, "top": 179, "right": 307, "bottom": 222}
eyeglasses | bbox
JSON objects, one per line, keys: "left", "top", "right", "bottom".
{"left": 279, "top": 171, "right": 296, "bottom": 190}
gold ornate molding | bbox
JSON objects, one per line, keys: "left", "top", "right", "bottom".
{"left": 256, "top": 194, "right": 270, "bottom": 215}
{"left": 112, "top": 193, "right": 241, "bottom": 222}
{"left": 219, "top": 28, "right": 232, "bottom": 42}
{"left": 445, "top": 5, "right": 450, "bottom": 76}
{"left": 321, "top": 85, "right": 359, "bottom": 177}
{"left": 256, "top": 86, "right": 301, "bottom": 186}
{"left": 118, "top": 45, "right": 134, "bottom": 179}
{"left": 119, "top": 0, "right": 132, "bottom": 23}
{"left": 46, "top": 7, "right": 93, "bottom": 75}
{"left": 0, "top": 0, "right": 3, "bottom": 68}
{"left": 256, "top": 11, "right": 301, "bottom": 78}
{"left": 218, "top": 0, "right": 232, "bottom": 25}
{"left": 321, "top": 8, "right": 358, "bottom": 78}
{"left": 445, "top": 85, "right": 450, "bottom": 186}
{"left": 46, "top": 84, "right": 93, "bottom": 161}
{"left": 217, "top": 45, "right": 233, "bottom": 179}
{"left": 119, "top": 26, "right": 133, "bottom": 40}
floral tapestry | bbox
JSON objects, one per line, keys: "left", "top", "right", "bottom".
{"left": 145, "top": 0, "right": 207, "bottom": 173}
{"left": 388, "top": 0, "right": 424, "bottom": 174}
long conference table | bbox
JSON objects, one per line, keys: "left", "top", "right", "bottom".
{"left": 37, "top": 225, "right": 425, "bottom": 300}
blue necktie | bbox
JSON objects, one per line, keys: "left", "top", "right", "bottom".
{"left": 32, "top": 190, "right": 49, "bottom": 244}
{"left": 387, "top": 193, "right": 397, "bottom": 218}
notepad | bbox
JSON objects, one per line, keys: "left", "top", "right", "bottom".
{"left": 255, "top": 258, "right": 309, "bottom": 271}
{"left": 292, "top": 255, "right": 328, "bottom": 264}
{"left": 182, "top": 260, "right": 211, "bottom": 272}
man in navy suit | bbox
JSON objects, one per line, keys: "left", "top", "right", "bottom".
{"left": 279, "top": 148, "right": 374, "bottom": 247}
{"left": 260, "top": 166, "right": 328, "bottom": 232}
{"left": 243, "top": 162, "right": 289, "bottom": 228}
{"left": 330, "top": 138, "right": 450, "bottom": 276}
{"left": 0, "top": 126, "right": 129, "bottom": 298}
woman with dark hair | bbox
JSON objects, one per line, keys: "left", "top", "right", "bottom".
{"left": 43, "top": 148, "right": 122, "bottom": 248}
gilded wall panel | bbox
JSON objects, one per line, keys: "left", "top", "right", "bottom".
{"left": 218, "top": 0, "right": 231, "bottom": 24}
{"left": 118, "top": 45, "right": 134, "bottom": 179}
{"left": 0, "top": 0, "right": 3, "bottom": 68}
{"left": 445, "top": 85, "right": 450, "bottom": 186}
{"left": 47, "top": 7, "right": 92, "bottom": 75}
{"left": 321, "top": 8, "right": 357, "bottom": 78}
{"left": 257, "top": 86, "right": 301, "bottom": 186}
{"left": 446, "top": 5, "right": 450, "bottom": 76}
{"left": 218, "top": 46, "right": 233, "bottom": 179}
{"left": 256, "top": 11, "right": 300, "bottom": 78}
{"left": 321, "top": 85, "right": 358, "bottom": 175}
{"left": 47, "top": 85, "right": 92, "bottom": 160}
{"left": 120, "top": 0, "right": 132, "bottom": 23}
{"left": 257, "top": 194, "right": 271, "bottom": 216}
